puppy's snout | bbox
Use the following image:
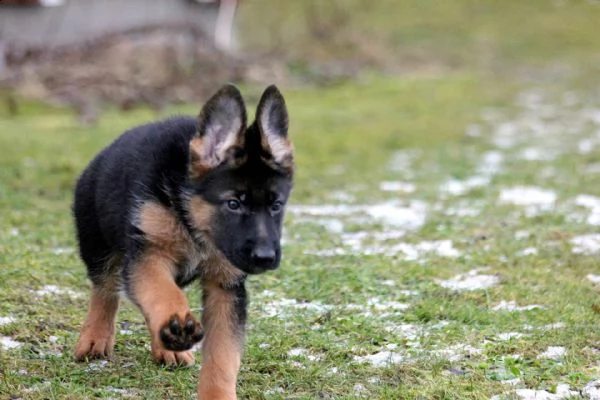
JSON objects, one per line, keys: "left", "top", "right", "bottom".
{"left": 250, "top": 245, "right": 277, "bottom": 269}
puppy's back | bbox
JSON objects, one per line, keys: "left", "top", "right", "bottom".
{"left": 73, "top": 117, "right": 197, "bottom": 252}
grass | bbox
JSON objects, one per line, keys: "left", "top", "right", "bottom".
{"left": 2, "top": 2, "right": 600, "bottom": 399}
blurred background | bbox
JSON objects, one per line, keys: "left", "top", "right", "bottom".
{"left": 2, "top": 0, "right": 598, "bottom": 124}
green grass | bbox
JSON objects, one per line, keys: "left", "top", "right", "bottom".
{"left": 2, "top": 2, "right": 600, "bottom": 399}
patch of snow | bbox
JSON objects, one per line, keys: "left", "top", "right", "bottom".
{"left": 587, "top": 274, "right": 600, "bottom": 284}
{"left": 105, "top": 387, "right": 137, "bottom": 398}
{"left": 259, "top": 343, "right": 270, "bottom": 349}
{"left": 521, "top": 147, "right": 555, "bottom": 161}
{"left": 538, "top": 346, "right": 566, "bottom": 360}
{"left": 493, "top": 122, "right": 519, "bottom": 149}
{"left": 0, "top": 316, "right": 16, "bottom": 326}
{"left": 48, "top": 336, "right": 58, "bottom": 344}
{"left": 387, "top": 240, "right": 460, "bottom": 260}
{"left": 388, "top": 149, "right": 420, "bottom": 174}
{"left": 444, "top": 204, "right": 481, "bottom": 217}
{"left": 433, "top": 344, "right": 482, "bottom": 362}
{"left": 86, "top": 360, "right": 109, "bottom": 372}
{"left": 514, "top": 384, "right": 577, "bottom": 399}
{"left": 262, "top": 298, "right": 333, "bottom": 318}
{"left": 380, "top": 181, "right": 416, "bottom": 193}
{"left": 365, "top": 201, "right": 428, "bottom": 229}
{"left": 518, "top": 247, "right": 538, "bottom": 256}
{"left": 383, "top": 324, "right": 424, "bottom": 341}
{"left": 0, "top": 336, "right": 22, "bottom": 349}
{"left": 515, "top": 230, "right": 530, "bottom": 240}
{"left": 353, "top": 351, "right": 404, "bottom": 367}
{"left": 439, "top": 176, "right": 489, "bottom": 196}
{"left": 10, "top": 228, "right": 19, "bottom": 236}
{"left": 32, "top": 285, "right": 83, "bottom": 299}
{"left": 353, "top": 384, "right": 367, "bottom": 393}
{"left": 497, "top": 332, "right": 527, "bottom": 341}
{"left": 501, "top": 378, "right": 522, "bottom": 386}
{"left": 312, "top": 219, "right": 345, "bottom": 233}
{"left": 583, "top": 380, "right": 600, "bottom": 400}
{"left": 439, "top": 269, "right": 499, "bottom": 291}
{"left": 571, "top": 234, "right": 600, "bottom": 255}
{"left": 367, "top": 298, "right": 411, "bottom": 312}
{"left": 265, "top": 387, "right": 285, "bottom": 395}
{"left": 499, "top": 186, "right": 557, "bottom": 216}
{"left": 493, "top": 301, "right": 543, "bottom": 312}
{"left": 579, "top": 138, "right": 596, "bottom": 154}
{"left": 52, "top": 246, "right": 74, "bottom": 255}
{"left": 574, "top": 194, "right": 600, "bottom": 225}
{"left": 289, "top": 360, "right": 306, "bottom": 369}
{"left": 287, "top": 348, "right": 307, "bottom": 357}
{"left": 478, "top": 151, "right": 504, "bottom": 176}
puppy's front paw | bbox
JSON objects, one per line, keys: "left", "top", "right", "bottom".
{"left": 159, "top": 312, "right": 203, "bottom": 351}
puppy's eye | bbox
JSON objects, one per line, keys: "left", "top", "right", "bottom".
{"left": 270, "top": 201, "right": 283, "bottom": 213}
{"left": 227, "top": 199, "right": 241, "bottom": 211}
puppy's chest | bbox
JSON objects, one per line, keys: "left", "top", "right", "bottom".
{"left": 137, "top": 201, "right": 208, "bottom": 284}
{"left": 173, "top": 247, "right": 205, "bottom": 287}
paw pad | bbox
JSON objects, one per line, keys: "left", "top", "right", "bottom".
{"left": 159, "top": 313, "right": 203, "bottom": 351}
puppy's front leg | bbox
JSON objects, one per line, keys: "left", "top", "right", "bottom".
{"left": 198, "top": 280, "right": 247, "bottom": 400}
{"left": 127, "top": 252, "right": 204, "bottom": 366}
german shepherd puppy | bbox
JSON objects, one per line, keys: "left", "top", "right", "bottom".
{"left": 73, "top": 84, "right": 293, "bottom": 399}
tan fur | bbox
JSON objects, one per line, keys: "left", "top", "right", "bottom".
{"left": 74, "top": 287, "right": 120, "bottom": 360}
{"left": 129, "top": 251, "right": 197, "bottom": 366}
{"left": 138, "top": 202, "right": 195, "bottom": 260}
{"left": 197, "top": 281, "right": 243, "bottom": 400}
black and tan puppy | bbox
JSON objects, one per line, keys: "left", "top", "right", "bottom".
{"left": 73, "top": 84, "right": 293, "bottom": 399}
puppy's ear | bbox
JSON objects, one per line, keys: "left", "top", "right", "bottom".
{"left": 256, "top": 85, "right": 293, "bottom": 165}
{"left": 190, "top": 84, "right": 247, "bottom": 175}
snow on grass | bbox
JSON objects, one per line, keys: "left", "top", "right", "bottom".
{"left": 0, "top": 336, "right": 23, "bottom": 349}
{"left": 439, "top": 176, "right": 489, "bottom": 196}
{"left": 353, "top": 350, "right": 405, "bottom": 367}
{"left": 32, "top": 285, "right": 83, "bottom": 299}
{"left": 385, "top": 240, "right": 460, "bottom": 260}
{"left": 497, "top": 332, "right": 527, "bottom": 341}
{"left": 538, "top": 346, "right": 566, "bottom": 360}
{"left": 438, "top": 269, "right": 499, "bottom": 291}
{"left": 587, "top": 274, "right": 600, "bottom": 284}
{"left": 290, "top": 200, "right": 428, "bottom": 230}
{"left": 432, "top": 344, "right": 482, "bottom": 362}
{"left": 584, "top": 380, "right": 600, "bottom": 400}
{"left": 0, "top": 316, "right": 16, "bottom": 326}
{"left": 518, "top": 247, "right": 538, "bottom": 256}
{"left": 51, "top": 246, "right": 74, "bottom": 255}
{"left": 570, "top": 234, "right": 600, "bottom": 255}
{"left": 261, "top": 298, "right": 333, "bottom": 318}
{"left": 492, "top": 384, "right": 578, "bottom": 400}
{"left": 498, "top": 186, "right": 557, "bottom": 216}
{"left": 574, "top": 194, "right": 600, "bottom": 225}
{"left": 365, "top": 201, "right": 428, "bottom": 229}
{"left": 520, "top": 147, "right": 556, "bottom": 161}
{"left": 379, "top": 181, "right": 416, "bottom": 193}
{"left": 492, "top": 301, "right": 544, "bottom": 312}
{"left": 477, "top": 151, "right": 504, "bottom": 176}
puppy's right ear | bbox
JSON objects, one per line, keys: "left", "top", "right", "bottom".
{"left": 190, "top": 84, "right": 247, "bottom": 176}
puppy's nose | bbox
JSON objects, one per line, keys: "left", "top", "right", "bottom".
{"left": 251, "top": 246, "right": 276, "bottom": 268}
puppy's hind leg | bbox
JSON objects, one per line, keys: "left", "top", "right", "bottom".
{"left": 75, "top": 258, "right": 121, "bottom": 361}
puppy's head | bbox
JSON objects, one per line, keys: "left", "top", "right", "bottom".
{"left": 186, "top": 84, "right": 293, "bottom": 274}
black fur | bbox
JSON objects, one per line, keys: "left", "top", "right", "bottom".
{"left": 73, "top": 85, "right": 293, "bottom": 369}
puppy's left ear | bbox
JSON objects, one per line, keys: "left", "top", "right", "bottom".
{"left": 256, "top": 85, "right": 293, "bottom": 165}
